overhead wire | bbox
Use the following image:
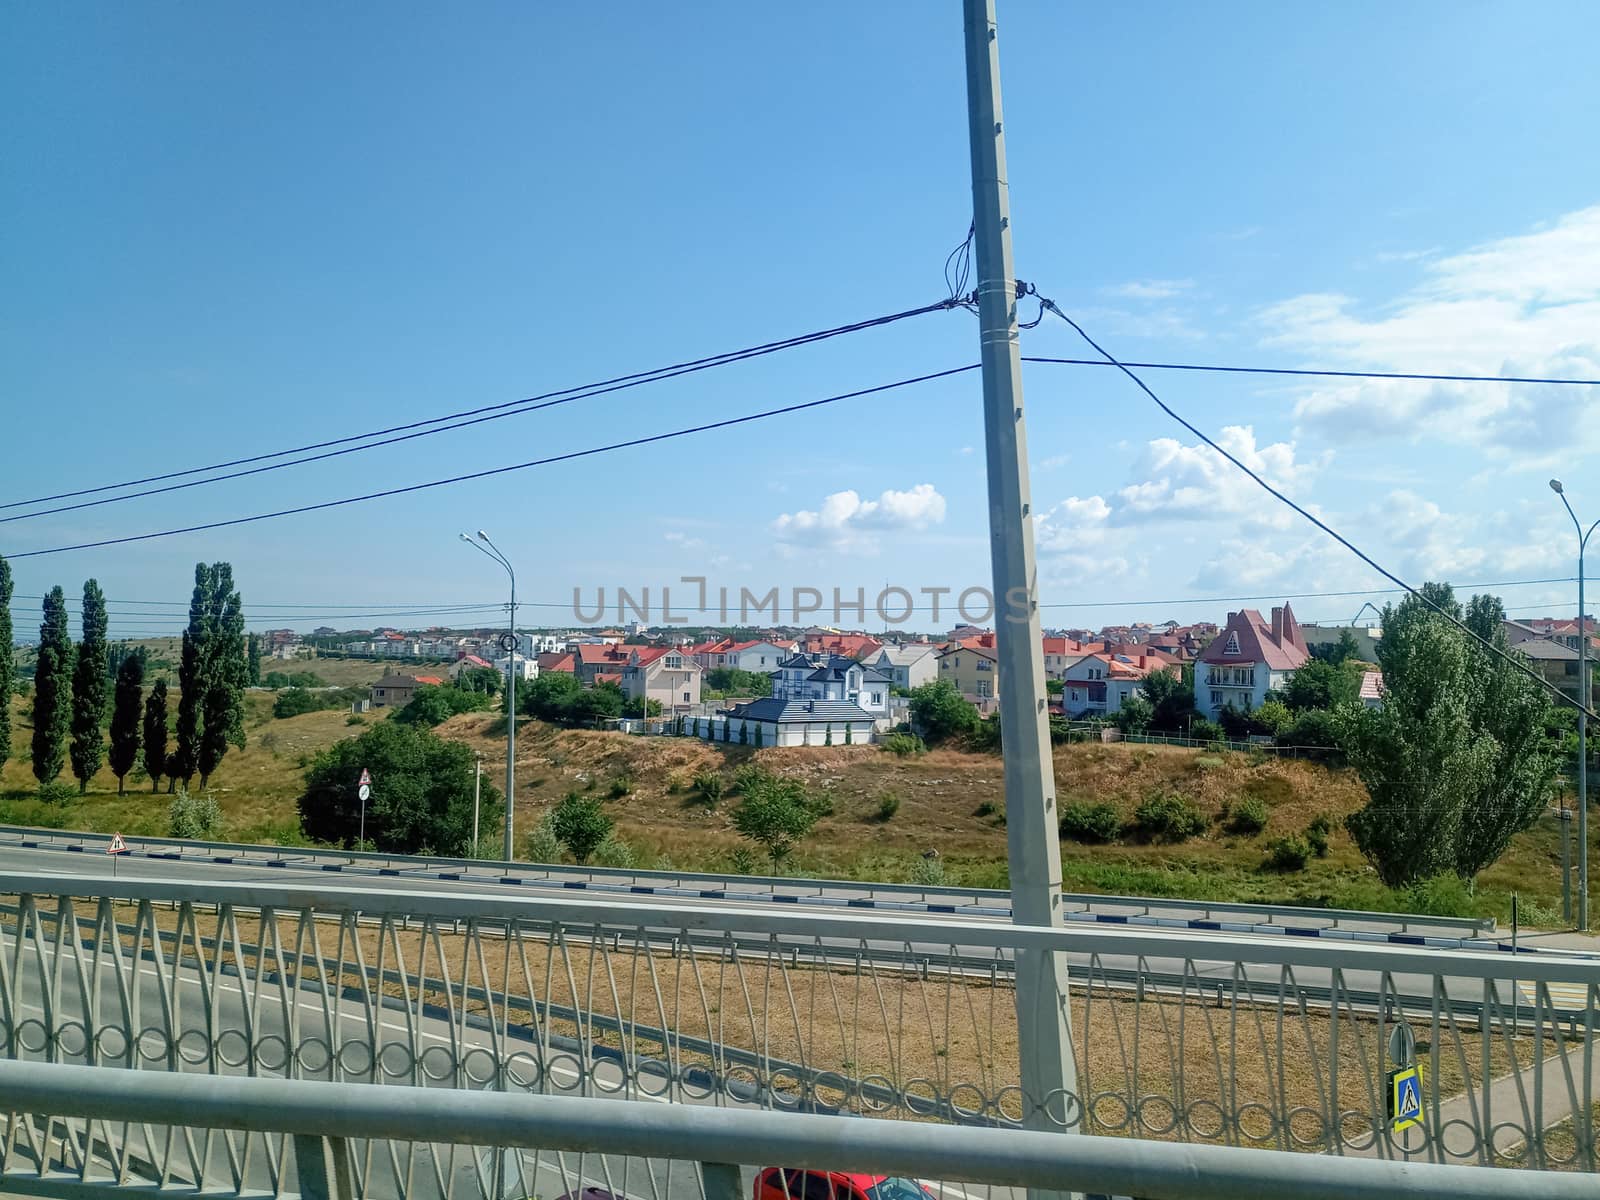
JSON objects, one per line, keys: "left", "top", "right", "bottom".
{"left": 1035, "top": 294, "right": 1598, "bottom": 721}
{"left": 6, "top": 364, "right": 980, "bottom": 561}
{"left": 1021, "top": 356, "right": 1600, "bottom": 388}
{"left": 0, "top": 299, "right": 964, "bottom": 522}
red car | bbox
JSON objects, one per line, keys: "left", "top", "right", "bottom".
{"left": 754, "top": 1169, "right": 936, "bottom": 1200}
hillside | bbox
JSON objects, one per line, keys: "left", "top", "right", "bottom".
{"left": 0, "top": 691, "right": 1572, "bottom": 922}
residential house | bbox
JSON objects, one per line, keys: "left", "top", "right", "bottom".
{"left": 1060, "top": 652, "right": 1177, "bottom": 717}
{"left": 1508, "top": 631, "right": 1585, "bottom": 704}
{"left": 1042, "top": 636, "right": 1088, "bottom": 681}
{"left": 492, "top": 653, "right": 538, "bottom": 682}
{"left": 1196, "top": 606, "right": 1310, "bottom": 721}
{"left": 801, "top": 632, "right": 883, "bottom": 661}
{"left": 936, "top": 640, "right": 999, "bottom": 705}
{"left": 620, "top": 647, "right": 703, "bottom": 712}
{"left": 536, "top": 651, "right": 576, "bottom": 675}
{"left": 867, "top": 644, "right": 940, "bottom": 691}
{"left": 728, "top": 640, "right": 797, "bottom": 673}
{"left": 369, "top": 674, "right": 431, "bottom": 707}
{"left": 771, "top": 653, "right": 891, "bottom": 716}
{"left": 1359, "top": 671, "right": 1384, "bottom": 709}
{"left": 721, "top": 697, "right": 878, "bottom": 747}
{"left": 574, "top": 642, "right": 634, "bottom": 684}
{"left": 1299, "top": 622, "right": 1382, "bottom": 663}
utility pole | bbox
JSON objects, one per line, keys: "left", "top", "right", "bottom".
{"left": 962, "top": 0, "right": 1079, "bottom": 1176}
{"left": 1551, "top": 479, "right": 1596, "bottom": 932}
{"left": 473, "top": 751, "right": 482, "bottom": 857}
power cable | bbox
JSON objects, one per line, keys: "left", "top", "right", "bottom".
{"left": 1037, "top": 295, "right": 1598, "bottom": 721}
{"left": 6, "top": 364, "right": 979, "bottom": 561}
{"left": 1022, "top": 356, "right": 1600, "bottom": 388}
{"left": 0, "top": 299, "right": 962, "bottom": 521}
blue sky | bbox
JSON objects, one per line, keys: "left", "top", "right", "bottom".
{"left": 4, "top": 2, "right": 1599, "bottom": 639}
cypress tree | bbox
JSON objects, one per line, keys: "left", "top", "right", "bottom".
{"left": 108, "top": 653, "right": 145, "bottom": 795}
{"left": 70, "top": 580, "right": 110, "bottom": 792}
{"left": 31, "top": 587, "right": 74, "bottom": 787}
{"left": 170, "top": 564, "right": 211, "bottom": 791}
{"left": 0, "top": 554, "right": 12, "bottom": 766}
{"left": 143, "top": 679, "right": 169, "bottom": 793}
{"left": 246, "top": 633, "right": 262, "bottom": 686}
{"left": 199, "top": 563, "right": 245, "bottom": 788}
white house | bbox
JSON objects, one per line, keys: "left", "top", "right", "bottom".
{"left": 770, "top": 653, "right": 891, "bottom": 717}
{"left": 867, "top": 644, "right": 940, "bottom": 692}
{"left": 719, "top": 698, "right": 878, "bottom": 747}
{"left": 1196, "top": 606, "right": 1310, "bottom": 721}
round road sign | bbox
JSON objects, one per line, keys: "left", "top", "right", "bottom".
{"left": 498, "top": 633, "right": 519, "bottom": 653}
{"left": 358, "top": 784, "right": 371, "bottom": 802}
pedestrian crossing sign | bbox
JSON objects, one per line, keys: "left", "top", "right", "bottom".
{"left": 1390, "top": 1065, "right": 1423, "bottom": 1132}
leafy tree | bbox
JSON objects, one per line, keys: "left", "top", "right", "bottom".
{"left": 1114, "top": 694, "right": 1153, "bottom": 733}
{"left": 1278, "top": 708, "right": 1341, "bottom": 750}
{"left": 1141, "top": 666, "right": 1196, "bottom": 733}
{"left": 142, "top": 679, "right": 169, "bottom": 793}
{"left": 550, "top": 791, "right": 614, "bottom": 864}
{"left": 170, "top": 565, "right": 210, "bottom": 791}
{"left": 1045, "top": 678, "right": 1064, "bottom": 695}
{"left": 297, "top": 720, "right": 499, "bottom": 855}
{"left": 1310, "top": 629, "right": 1361, "bottom": 666}
{"left": 263, "top": 670, "right": 326, "bottom": 689}
{"left": 246, "top": 634, "right": 262, "bottom": 686}
{"left": 198, "top": 564, "right": 246, "bottom": 788}
{"left": 1282, "top": 658, "right": 1363, "bottom": 713}
{"left": 395, "top": 684, "right": 488, "bottom": 727}
{"left": 107, "top": 653, "right": 145, "bottom": 794}
{"left": 70, "top": 580, "right": 110, "bottom": 792}
{"left": 732, "top": 775, "right": 819, "bottom": 871}
{"left": 704, "top": 667, "right": 773, "bottom": 697}
{"left": 455, "top": 666, "right": 501, "bottom": 696}
{"left": 1252, "top": 699, "right": 1294, "bottom": 736}
{"left": 31, "top": 587, "right": 74, "bottom": 786}
{"left": 622, "top": 696, "right": 663, "bottom": 718}
{"left": 273, "top": 687, "right": 323, "bottom": 718}
{"left": 907, "top": 680, "right": 980, "bottom": 743}
{"left": 569, "top": 681, "right": 625, "bottom": 725}
{"left": 521, "top": 671, "right": 585, "bottom": 721}
{"left": 0, "top": 554, "right": 11, "bottom": 765}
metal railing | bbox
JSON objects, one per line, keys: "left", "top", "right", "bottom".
{"left": 0, "top": 823, "right": 1496, "bottom": 936}
{"left": 0, "top": 1058, "right": 1591, "bottom": 1200}
{"left": 0, "top": 872, "right": 1591, "bottom": 1178}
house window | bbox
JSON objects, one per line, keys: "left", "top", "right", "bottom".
{"left": 683, "top": 692, "right": 690, "bottom": 703}
{"left": 1567, "top": 661, "right": 1580, "bottom": 676}
{"left": 1223, "top": 631, "right": 1240, "bottom": 656}
{"left": 869, "top": 692, "right": 880, "bottom": 705}
{"left": 977, "top": 681, "right": 991, "bottom": 698}
{"left": 1211, "top": 690, "right": 1223, "bottom": 706}
{"left": 666, "top": 655, "right": 682, "bottom": 669}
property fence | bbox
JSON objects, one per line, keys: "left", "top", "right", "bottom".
{"left": 0, "top": 871, "right": 1591, "bottom": 1185}
{"left": 2, "top": 1058, "right": 1592, "bottom": 1200}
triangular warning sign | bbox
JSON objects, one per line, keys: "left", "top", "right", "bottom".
{"left": 107, "top": 833, "right": 128, "bottom": 855}
{"left": 358, "top": 768, "right": 372, "bottom": 788}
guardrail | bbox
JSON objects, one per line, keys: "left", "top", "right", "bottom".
{"left": 0, "top": 872, "right": 1590, "bottom": 1169}
{"left": 0, "top": 822, "right": 1497, "bottom": 936}
{"left": 0, "top": 1059, "right": 1588, "bottom": 1200}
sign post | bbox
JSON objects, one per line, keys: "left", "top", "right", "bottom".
{"left": 357, "top": 768, "right": 372, "bottom": 849}
{"left": 107, "top": 832, "right": 128, "bottom": 878}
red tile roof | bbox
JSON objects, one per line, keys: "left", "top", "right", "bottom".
{"left": 593, "top": 672, "right": 623, "bottom": 686}
{"left": 414, "top": 675, "right": 444, "bottom": 686}
{"left": 536, "top": 652, "right": 576, "bottom": 673}
{"left": 1200, "top": 606, "right": 1309, "bottom": 672}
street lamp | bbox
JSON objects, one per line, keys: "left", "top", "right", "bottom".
{"left": 1550, "top": 479, "right": 1599, "bottom": 932}
{"left": 461, "top": 531, "right": 517, "bottom": 860}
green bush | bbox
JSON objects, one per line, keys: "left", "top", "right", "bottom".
{"left": 608, "top": 773, "right": 634, "bottom": 799}
{"left": 732, "top": 764, "right": 770, "bottom": 796}
{"left": 1278, "top": 709, "right": 1342, "bottom": 751}
{"left": 524, "top": 814, "right": 562, "bottom": 864}
{"left": 394, "top": 684, "right": 488, "bottom": 727}
{"left": 1403, "top": 873, "right": 1475, "bottom": 918}
{"left": 1189, "top": 719, "right": 1225, "bottom": 743}
{"left": 1132, "top": 792, "right": 1207, "bottom": 843}
{"left": 975, "top": 798, "right": 1003, "bottom": 821}
{"left": 37, "top": 779, "right": 77, "bottom": 805}
{"left": 881, "top": 732, "right": 926, "bottom": 758}
{"left": 170, "top": 786, "right": 222, "bottom": 839}
{"left": 551, "top": 791, "right": 614, "bottom": 865}
{"left": 1228, "top": 795, "right": 1269, "bottom": 834}
{"left": 876, "top": 792, "right": 902, "bottom": 822}
{"left": 591, "top": 834, "right": 636, "bottom": 869}
{"left": 1265, "top": 835, "right": 1311, "bottom": 872}
{"left": 693, "top": 771, "right": 725, "bottom": 805}
{"left": 1058, "top": 801, "right": 1121, "bottom": 844}
{"left": 911, "top": 854, "right": 946, "bottom": 886}
{"left": 1306, "top": 813, "right": 1333, "bottom": 857}
{"left": 805, "top": 787, "right": 836, "bottom": 818}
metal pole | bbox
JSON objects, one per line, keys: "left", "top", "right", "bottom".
{"left": 1579, "top": 545, "right": 1589, "bottom": 932}
{"left": 505, "top": 572, "right": 516, "bottom": 859}
{"left": 961, "top": 0, "right": 1079, "bottom": 1176}
{"left": 473, "top": 752, "right": 482, "bottom": 856}
{"left": 358, "top": 787, "right": 366, "bottom": 849}
{"left": 1562, "top": 807, "right": 1572, "bottom": 925}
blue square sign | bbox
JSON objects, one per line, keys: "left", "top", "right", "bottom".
{"left": 1390, "top": 1065, "right": 1423, "bottom": 1132}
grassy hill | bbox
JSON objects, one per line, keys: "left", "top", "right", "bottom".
{"left": 0, "top": 689, "right": 1575, "bottom": 924}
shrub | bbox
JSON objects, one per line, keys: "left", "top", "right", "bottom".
{"left": 551, "top": 791, "right": 614, "bottom": 865}
{"left": 911, "top": 854, "right": 946, "bottom": 886}
{"left": 732, "top": 775, "right": 819, "bottom": 870}
{"left": 1058, "top": 801, "right": 1121, "bottom": 844}
{"left": 524, "top": 814, "right": 563, "bottom": 864}
{"left": 1278, "top": 709, "right": 1342, "bottom": 751}
{"left": 1228, "top": 795, "right": 1269, "bottom": 834}
{"left": 590, "top": 834, "right": 636, "bottom": 869}
{"left": 170, "top": 786, "right": 222, "bottom": 839}
{"left": 692, "top": 771, "right": 725, "bottom": 805}
{"left": 975, "top": 798, "right": 1002, "bottom": 820}
{"left": 727, "top": 848, "right": 759, "bottom": 875}
{"left": 806, "top": 787, "right": 836, "bottom": 818}
{"left": 37, "top": 779, "right": 77, "bottom": 805}
{"left": 345, "top": 714, "right": 366, "bottom": 726}
{"left": 273, "top": 688, "right": 323, "bottom": 719}
{"left": 881, "top": 732, "right": 926, "bottom": 758}
{"left": 1265, "top": 835, "right": 1311, "bottom": 872}
{"left": 1306, "top": 813, "right": 1333, "bottom": 857}
{"left": 1404, "top": 873, "right": 1475, "bottom": 918}
{"left": 1189, "top": 719, "right": 1225, "bottom": 744}
{"left": 732, "top": 763, "right": 770, "bottom": 796}
{"left": 1132, "top": 791, "right": 1207, "bottom": 843}
{"left": 876, "top": 792, "right": 902, "bottom": 822}
{"left": 608, "top": 773, "right": 634, "bottom": 799}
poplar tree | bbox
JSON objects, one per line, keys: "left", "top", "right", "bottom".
{"left": 170, "top": 565, "right": 210, "bottom": 791}
{"left": 246, "top": 633, "right": 262, "bottom": 686}
{"left": 143, "top": 679, "right": 169, "bottom": 793}
{"left": 198, "top": 564, "right": 246, "bottom": 787}
{"left": 0, "top": 554, "right": 12, "bottom": 766}
{"left": 31, "top": 587, "right": 74, "bottom": 788}
{"left": 70, "top": 579, "right": 110, "bottom": 792}
{"left": 108, "top": 653, "right": 145, "bottom": 794}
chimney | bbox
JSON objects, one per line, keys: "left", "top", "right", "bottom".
{"left": 1271, "top": 607, "right": 1285, "bottom": 644}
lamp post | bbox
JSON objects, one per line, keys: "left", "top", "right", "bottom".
{"left": 1550, "top": 479, "right": 1598, "bottom": 932}
{"left": 461, "top": 531, "right": 517, "bottom": 860}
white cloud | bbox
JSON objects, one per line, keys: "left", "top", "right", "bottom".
{"left": 1260, "top": 205, "right": 1600, "bottom": 458}
{"left": 1113, "top": 425, "right": 1322, "bottom": 530}
{"left": 772, "top": 483, "right": 946, "bottom": 552}
{"left": 1037, "top": 453, "right": 1070, "bottom": 470}
{"left": 663, "top": 530, "right": 706, "bottom": 550}
{"left": 1035, "top": 494, "right": 1128, "bottom": 576}
{"left": 958, "top": 445, "right": 975, "bottom": 456}
{"left": 1105, "top": 278, "right": 1194, "bottom": 300}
